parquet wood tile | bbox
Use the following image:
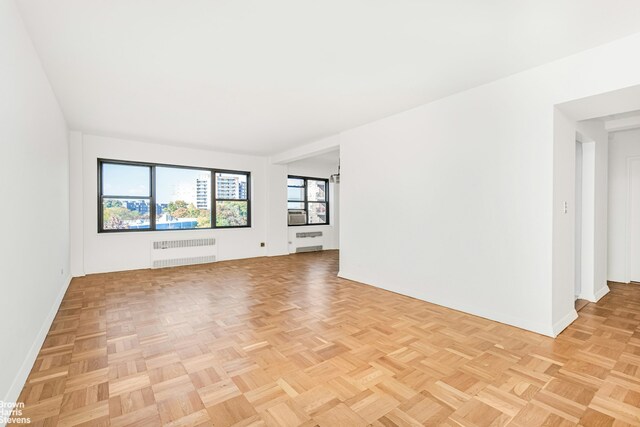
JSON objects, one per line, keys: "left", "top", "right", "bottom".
{"left": 11, "top": 251, "right": 640, "bottom": 426}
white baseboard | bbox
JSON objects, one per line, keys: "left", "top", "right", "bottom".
{"left": 552, "top": 309, "right": 578, "bottom": 337}
{"left": 2, "top": 275, "right": 72, "bottom": 411}
{"left": 578, "top": 292, "right": 596, "bottom": 302}
{"left": 266, "top": 252, "right": 289, "bottom": 258}
{"left": 338, "top": 270, "right": 556, "bottom": 337}
{"left": 593, "top": 285, "right": 610, "bottom": 301}
{"left": 579, "top": 284, "right": 610, "bottom": 303}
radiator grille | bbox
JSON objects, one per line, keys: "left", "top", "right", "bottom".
{"left": 152, "top": 256, "right": 216, "bottom": 269}
{"left": 153, "top": 238, "right": 215, "bottom": 250}
{"left": 296, "top": 245, "right": 323, "bottom": 253}
{"left": 296, "top": 232, "right": 323, "bottom": 238}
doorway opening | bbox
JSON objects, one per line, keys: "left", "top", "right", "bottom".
{"left": 283, "top": 149, "right": 340, "bottom": 255}
{"left": 627, "top": 156, "right": 640, "bottom": 283}
{"left": 554, "top": 84, "right": 640, "bottom": 334}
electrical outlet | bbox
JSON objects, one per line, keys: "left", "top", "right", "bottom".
{"left": 260, "top": 242, "right": 265, "bottom": 247}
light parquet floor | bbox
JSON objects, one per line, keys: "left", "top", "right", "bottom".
{"left": 13, "top": 251, "right": 640, "bottom": 426}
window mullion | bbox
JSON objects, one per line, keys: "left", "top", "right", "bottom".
{"left": 212, "top": 169, "right": 217, "bottom": 228}
{"left": 150, "top": 165, "right": 156, "bottom": 231}
{"left": 304, "top": 178, "right": 309, "bottom": 225}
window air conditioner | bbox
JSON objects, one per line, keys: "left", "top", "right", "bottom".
{"left": 288, "top": 210, "right": 306, "bottom": 226}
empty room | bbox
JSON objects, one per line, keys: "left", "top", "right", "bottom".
{"left": 3, "top": 0, "right": 640, "bottom": 425}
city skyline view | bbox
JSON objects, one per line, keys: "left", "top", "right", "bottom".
{"left": 101, "top": 162, "right": 249, "bottom": 230}
{"left": 102, "top": 164, "right": 247, "bottom": 203}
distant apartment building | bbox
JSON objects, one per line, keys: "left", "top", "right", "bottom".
{"left": 122, "top": 201, "right": 168, "bottom": 216}
{"left": 170, "top": 182, "right": 196, "bottom": 206}
{"left": 156, "top": 203, "right": 168, "bottom": 215}
{"left": 217, "top": 175, "right": 247, "bottom": 199}
{"left": 126, "top": 200, "right": 149, "bottom": 214}
{"left": 196, "top": 175, "right": 211, "bottom": 209}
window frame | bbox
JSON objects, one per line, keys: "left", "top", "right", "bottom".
{"left": 212, "top": 170, "right": 251, "bottom": 228}
{"left": 287, "top": 175, "right": 330, "bottom": 226}
{"left": 98, "top": 158, "right": 251, "bottom": 233}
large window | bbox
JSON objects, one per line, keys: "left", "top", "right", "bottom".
{"left": 215, "top": 172, "right": 249, "bottom": 227}
{"left": 101, "top": 163, "right": 152, "bottom": 230}
{"left": 287, "top": 175, "right": 329, "bottom": 225}
{"left": 156, "top": 166, "right": 211, "bottom": 230}
{"left": 99, "top": 159, "right": 250, "bottom": 232}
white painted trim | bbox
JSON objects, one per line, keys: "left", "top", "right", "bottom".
{"left": 552, "top": 309, "right": 578, "bottom": 337}
{"left": 577, "top": 292, "right": 597, "bottom": 302}
{"left": 266, "top": 251, "right": 289, "bottom": 257}
{"left": 579, "top": 285, "right": 610, "bottom": 303}
{"left": 577, "top": 283, "right": 609, "bottom": 303}
{"left": 338, "top": 270, "right": 556, "bottom": 337}
{"left": 605, "top": 115, "right": 640, "bottom": 133}
{"left": 578, "top": 140, "right": 596, "bottom": 302}
{"left": 626, "top": 157, "right": 640, "bottom": 283}
{"left": 2, "top": 275, "right": 72, "bottom": 410}
{"left": 593, "top": 284, "right": 610, "bottom": 302}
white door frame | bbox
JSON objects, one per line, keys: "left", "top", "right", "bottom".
{"left": 626, "top": 156, "right": 640, "bottom": 283}
{"left": 576, "top": 133, "right": 597, "bottom": 301}
{"left": 575, "top": 140, "right": 582, "bottom": 299}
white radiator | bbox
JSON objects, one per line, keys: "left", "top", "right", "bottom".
{"left": 292, "top": 231, "right": 323, "bottom": 253}
{"left": 150, "top": 238, "right": 217, "bottom": 269}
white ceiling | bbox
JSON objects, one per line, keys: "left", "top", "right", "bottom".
{"left": 16, "top": 0, "right": 640, "bottom": 155}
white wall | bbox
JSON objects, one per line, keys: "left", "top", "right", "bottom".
{"left": 266, "top": 164, "right": 289, "bottom": 257}
{"left": 69, "top": 131, "right": 84, "bottom": 276}
{"left": 575, "top": 120, "right": 609, "bottom": 302}
{"left": 0, "top": 0, "right": 70, "bottom": 407}
{"left": 552, "top": 109, "right": 578, "bottom": 332}
{"left": 72, "top": 133, "right": 289, "bottom": 274}
{"left": 608, "top": 128, "right": 640, "bottom": 282}
{"left": 574, "top": 141, "right": 582, "bottom": 297}
{"left": 339, "top": 33, "right": 640, "bottom": 337}
{"left": 287, "top": 157, "right": 340, "bottom": 251}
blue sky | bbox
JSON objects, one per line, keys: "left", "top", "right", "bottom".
{"left": 103, "top": 164, "right": 210, "bottom": 203}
